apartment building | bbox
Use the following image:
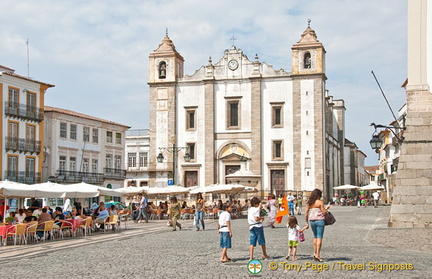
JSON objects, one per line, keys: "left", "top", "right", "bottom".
{"left": 124, "top": 129, "right": 150, "bottom": 187}
{"left": 0, "top": 65, "right": 54, "bottom": 183}
{"left": 43, "top": 106, "right": 130, "bottom": 191}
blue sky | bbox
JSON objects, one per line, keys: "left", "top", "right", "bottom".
{"left": 0, "top": 0, "right": 407, "bottom": 165}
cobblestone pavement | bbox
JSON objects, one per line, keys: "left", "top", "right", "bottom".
{"left": 0, "top": 206, "right": 431, "bottom": 278}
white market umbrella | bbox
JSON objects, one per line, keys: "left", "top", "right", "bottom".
{"left": 360, "top": 183, "right": 385, "bottom": 191}
{"left": 333, "top": 184, "right": 360, "bottom": 190}
{"left": 240, "top": 186, "right": 259, "bottom": 193}
{"left": 190, "top": 184, "right": 246, "bottom": 194}
{"left": 146, "top": 186, "right": 190, "bottom": 195}
{"left": 114, "top": 186, "right": 149, "bottom": 196}
{"left": 57, "top": 182, "right": 100, "bottom": 198}
{"left": 68, "top": 182, "right": 122, "bottom": 197}
{"left": 0, "top": 180, "right": 64, "bottom": 198}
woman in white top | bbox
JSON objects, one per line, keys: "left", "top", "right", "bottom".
{"left": 16, "top": 208, "right": 26, "bottom": 223}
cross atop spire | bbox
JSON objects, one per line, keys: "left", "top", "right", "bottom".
{"left": 230, "top": 36, "right": 237, "bottom": 45}
{"left": 166, "top": 28, "right": 169, "bottom": 36}
{"left": 307, "top": 18, "right": 311, "bottom": 28}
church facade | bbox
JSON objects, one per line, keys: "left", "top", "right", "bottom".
{"left": 148, "top": 26, "right": 347, "bottom": 200}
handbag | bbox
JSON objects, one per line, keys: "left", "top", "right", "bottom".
{"left": 324, "top": 211, "right": 336, "bottom": 225}
{"left": 298, "top": 231, "right": 305, "bottom": 242}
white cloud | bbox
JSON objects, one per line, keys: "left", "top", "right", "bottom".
{"left": 0, "top": 0, "right": 407, "bottom": 165}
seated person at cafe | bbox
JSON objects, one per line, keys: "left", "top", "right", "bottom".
{"left": 36, "top": 208, "right": 53, "bottom": 239}
{"left": 24, "top": 209, "right": 38, "bottom": 222}
{"left": 32, "top": 206, "right": 43, "bottom": 218}
{"left": 53, "top": 207, "right": 65, "bottom": 229}
{"left": 38, "top": 208, "right": 52, "bottom": 223}
{"left": 16, "top": 208, "right": 27, "bottom": 223}
{"left": 70, "top": 208, "right": 81, "bottom": 219}
{"left": 109, "top": 204, "right": 118, "bottom": 216}
{"left": 94, "top": 202, "right": 109, "bottom": 230}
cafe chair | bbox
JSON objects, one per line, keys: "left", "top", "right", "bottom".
{"left": 37, "top": 220, "right": 55, "bottom": 241}
{"left": 5, "top": 223, "right": 27, "bottom": 246}
{"left": 120, "top": 214, "right": 129, "bottom": 230}
{"left": 59, "top": 220, "right": 74, "bottom": 239}
{"left": 26, "top": 221, "right": 39, "bottom": 243}
{"left": 79, "top": 217, "right": 92, "bottom": 237}
{"left": 104, "top": 215, "right": 119, "bottom": 232}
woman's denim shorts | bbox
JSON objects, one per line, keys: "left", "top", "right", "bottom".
{"left": 309, "top": 220, "right": 325, "bottom": 239}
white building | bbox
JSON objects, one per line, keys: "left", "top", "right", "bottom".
{"left": 376, "top": 104, "right": 406, "bottom": 203}
{"left": 344, "top": 139, "right": 368, "bottom": 186}
{"left": 43, "top": 106, "right": 130, "bottom": 196}
{"left": 147, "top": 25, "right": 353, "bottom": 201}
{"left": 0, "top": 65, "right": 54, "bottom": 183}
{"left": 124, "top": 129, "right": 150, "bottom": 187}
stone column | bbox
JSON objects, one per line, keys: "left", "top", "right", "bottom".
{"left": 389, "top": 0, "right": 432, "bottom": 228}
{"left": 203, "top": 79, "right": 215, "bottom": 186}
{"left": 250, "top": 77, "right": 262, "bottom": 191}
{"left": 390, "top": 88, "right": 432, "bottom": 228}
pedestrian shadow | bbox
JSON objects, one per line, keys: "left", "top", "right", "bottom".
{"left": 325, "top": 257, "right": 352, "bottom": 261}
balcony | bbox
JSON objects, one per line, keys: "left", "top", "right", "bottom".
{"left": 126, "top": 164, "right": 149, "bottom": 172}
{"left": 104, "top": 168, "right": 126, "bottom": 179}
{"left": 4, "top": 101, "right": 44, "bottom": 122}
{"left": 4, "top": 171, "right": 41, "bottom": 184}
{"left": 5, "top": 137, "right": 41, "bottom": 154}
{"left": 53, "top": 170, "right": 104, "bottom": 184}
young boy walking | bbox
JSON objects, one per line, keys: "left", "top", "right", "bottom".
{"left": 248, "top": 197, "right": 271, "bottom": 260}
{"left": 218, "top": 204, "right": 233, "bottom": 263}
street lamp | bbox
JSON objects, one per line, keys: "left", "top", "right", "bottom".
{"left": 156, "top": 143, "right": 190, "bottom": 185}
{"left": 369, "top": 133, "right": 382, "bottom": 151}
{"left": 369, "top": 122, "right": 405, "bottom": 151}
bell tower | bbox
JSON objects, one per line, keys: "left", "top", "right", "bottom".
{"left": 148, "top": 31, "right": 184, "bottom": 186}
{"left": 149, "top": 31, "right": 184, "bottom": 83}
{"left": 290, "top": 22, "right": 329, "bottom": 199}
{"left": 291, "top": 21, "right": 326, "bottom": 75}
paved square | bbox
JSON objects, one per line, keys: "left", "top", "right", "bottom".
{"left": 0, "top": 206, "right": 431, "bottom": 278}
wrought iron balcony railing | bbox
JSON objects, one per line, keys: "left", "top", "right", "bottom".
{"left": 53, "top": 170, "right": 105, "bottom": 184}
{"left": 5, "top": 137, "right": 41, "bottom": 154}
{"left": 4, "top": 101, "right": 44, "bottom": 122}
{"left": 4, "top": 171, "right": 41, "bottom": 184}
{"left": 104, "top": 168, "right": 126, "bottom": 179}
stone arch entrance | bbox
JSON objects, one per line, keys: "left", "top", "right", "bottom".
{"left": 216, "top": 142, "right": 250, "bottom": 184}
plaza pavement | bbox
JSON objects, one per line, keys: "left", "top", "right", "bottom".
{"left": 0, "top": 205, "right": 431, "bottom": 278}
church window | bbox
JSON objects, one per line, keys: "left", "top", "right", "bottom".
{"left": 304, "top": 52, "right": 311, "bottom": 69}
{"left": 159, "top": 61, "right": 167, "bottom": 79}
{"left": 226, "top": 99, "right": 241, "bottom": 129}
{"left": 185, "top": 107, "right": 197, "bottom": 131}
{"left": 271, "top": 103, "right": 284, "bottom": 128}
{"left": 187, "top": 143, "right": 195, "bottom": 161}
{"left": 272, "top": 140, "right": 283, "bottom": 160}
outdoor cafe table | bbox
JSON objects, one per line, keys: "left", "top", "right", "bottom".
{"left": 0, "top": 224, "right": 13, "bottom": 245}
{"left": 63, "top": 219, "right": 83, "bottom": 234}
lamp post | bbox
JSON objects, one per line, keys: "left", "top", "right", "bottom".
{"left": 369, "top": 122, "right": 405, "bottom": 203}
{"left": 156, "top": 143, "right": 190, "bottom": 186}
{"left": 369, "top": 122, "right": 405, "bottom": 151}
